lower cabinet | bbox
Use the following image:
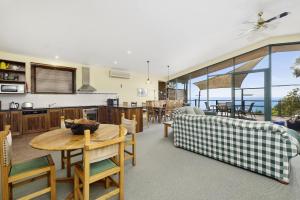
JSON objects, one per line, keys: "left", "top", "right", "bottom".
{"left": 0, "top": 111, "right": 22, "bottom": 136}
{"left": 9, "top": 111, "right": 22, "bottom": 136}
{"left": 0, "top": 112, "right": 9, "bottom": 131}
{"left": 48, "top": 109, "right": 62, "bottom": 130}
{"left": 63, "top": 108, "right": 82, "bottom": 120}
{"left": 98, "top": 106, "right": 108, "bottom": 123}
{"left": 22, "top": 114, "right": 49, "bottom": 134}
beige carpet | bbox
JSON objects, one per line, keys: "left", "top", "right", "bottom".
{"left": 7, "top": 123, "right": 300, "bottom": 200}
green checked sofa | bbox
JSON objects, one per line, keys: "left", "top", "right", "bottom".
{"left": 172, "top": 113, "right": 300, "bottom": 183}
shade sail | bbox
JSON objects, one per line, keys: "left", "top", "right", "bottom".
{"left": 194, "top": 57, "right": 263, "bottom": 90}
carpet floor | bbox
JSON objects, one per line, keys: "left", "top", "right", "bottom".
{"left": 8, "top": 123, "right": 300, "bottom": 200}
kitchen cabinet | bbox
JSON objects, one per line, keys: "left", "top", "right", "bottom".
{"left": 48, "top": 109, "right": 62, "bottom": 130}
{"left": 63, "top": 108, "right": 82, "bottom": 120}
{"left": 22, "top": 113, "right": 49, "bottom": 134}
{"left": 0, "top": 111, "right": 9, "bottom": 131}
{"left": 98, "top": 106, "right": 108, "bottom": 123}
{"left": 9, "top": 111, "right": 22, "bottom": 135}
{"left": 0, "top": 111, "right": 22, "bottom": 136}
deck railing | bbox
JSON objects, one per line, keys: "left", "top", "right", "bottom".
{"left": 187, "top": 99, "right": 286, "bottom": 116}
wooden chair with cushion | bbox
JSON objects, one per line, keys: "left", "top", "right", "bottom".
{"left": 146, "top": 101, "right": 157, "bottom": 123}
{"left": 73, "top": 126, "right": 126, "bottom": 200}
{"left": 0, "top": 125, "right": 56, "bottom": 200}
{"left": 60, "top": 116, "right": 83, "bottom": 178}
{"left": 121, "top": 113, "right": 137, "bottom": 166}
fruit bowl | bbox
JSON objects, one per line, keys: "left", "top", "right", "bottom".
{"left": 65, "top": 119, "right": 100, "bottom": 135}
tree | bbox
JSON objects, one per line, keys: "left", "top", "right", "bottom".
{"left": 272, "top": 88, "right": 300, "bottom": 116}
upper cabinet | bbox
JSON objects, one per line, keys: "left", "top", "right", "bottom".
{"left": 31, "top": 63, "right": 76, "bottom": 94}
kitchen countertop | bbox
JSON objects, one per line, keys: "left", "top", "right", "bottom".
{"left": 0, "top": 105, "right": 144, "bottom": 112}
{"left": 107, "top": 105, "right": 143, "bottom": 109}
{"left": 0, "top": 105, "right": 104, "bottom": 112}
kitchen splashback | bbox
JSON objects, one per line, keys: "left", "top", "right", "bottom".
{"left": 0, "top": 93, "right": 118, "bottom": 109}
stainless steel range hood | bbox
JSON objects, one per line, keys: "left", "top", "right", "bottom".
{"left": 77, "top": 67, "right": 96, "bottom": 92}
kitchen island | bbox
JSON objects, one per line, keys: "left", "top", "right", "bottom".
{"left": 99, "top": 106, "right": 143, "bottom": 133}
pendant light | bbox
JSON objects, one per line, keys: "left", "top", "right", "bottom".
{"left": 167, "top": 65, "right": 170, "bottom": 88}
{"left": 146, "top": 60, "right": 151, "bottom": 84}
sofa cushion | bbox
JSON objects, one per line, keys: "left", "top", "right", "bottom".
{"left": 185, "top": 107, "right": 196, "bottom": 115}
{"left": 193, "top": 107, "right": 205, "bottom": 115}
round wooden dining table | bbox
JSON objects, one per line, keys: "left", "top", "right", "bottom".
{"left": 30, "top": 124, "right": 126, "bottom": 151}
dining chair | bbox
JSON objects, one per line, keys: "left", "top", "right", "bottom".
{"left": 60, "top": 116, "right": 83, "bottom": 178}
{"left": 121, "top": 113, "right": 137, "bottom": 166}
{"left": 142, "top": 102, "right": 149, "bottom": 127}
{"left": 0, "top": 125, "right": 56, "bottom": 200}
{"left": 73, "top": 126, "right": 125, "bottom": 200}
{"left": 146, "top": 101, "right": 156, "bottom": 123}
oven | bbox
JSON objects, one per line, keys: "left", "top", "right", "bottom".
{"left": 82, "top": 108, "right": 98, "bottom": 121}
{"left": 0, "top": 83, "right": 25, "bottom": 93}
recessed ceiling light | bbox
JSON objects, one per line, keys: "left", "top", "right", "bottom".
{"left": 113, "top": 61, "right": 118, "bottom": 65}
{"left": 55, "top": 55, "right": 59, "bottom": 59}
{"left": 127, "top": 50, "right": 132, "bottom": 55}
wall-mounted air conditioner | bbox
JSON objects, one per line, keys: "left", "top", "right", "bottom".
{"left": 109, "top": 70, "right": 131, "bottom": 79}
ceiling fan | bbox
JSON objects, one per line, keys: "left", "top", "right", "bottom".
{"left": 240, "top": 11, "right": 290, "bottom": 36}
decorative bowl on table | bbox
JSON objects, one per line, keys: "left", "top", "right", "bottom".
{"left": 65, "top": 119, "right": 100, "bottom": 135}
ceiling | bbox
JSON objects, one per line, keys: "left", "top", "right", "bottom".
{"left": 0, "top": 0, "right": 300, "bottom": 77}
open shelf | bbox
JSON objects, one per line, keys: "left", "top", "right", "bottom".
{"left": 0, "top": 80, "right": 25, "bottom": 84}
{"left": 0, "top": 69, "right": 25, "bottom": 74}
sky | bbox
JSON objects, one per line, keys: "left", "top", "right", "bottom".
{"left": 189, "top": 50, "right": 300, "bottom": 101}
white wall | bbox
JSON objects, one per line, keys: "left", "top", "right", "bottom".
{"left": 0, "top": 51, "right": 163, "bottom": 109}
{"left": 0, "top": 93, "right": 117, "bottom": 110}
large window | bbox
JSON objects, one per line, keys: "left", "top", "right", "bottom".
{"left": 271, "top": 44, "right": 300, "bottom": 119}
{"left": 171, "top": 41, "right": 300, "bottom": 121}
{"left": 31, "top": 63, "right": 76, "bottom": 94}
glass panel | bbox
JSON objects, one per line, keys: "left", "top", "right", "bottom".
{"left": 208, "top": 73, "right": 232, "bottom": 115}
{"left": 271, "top": 44, "right": 300, "bottom": 120}
{"left": 191, "top": 75, "right": 207, "bottom": 109}
{"left": 234, "top": 71, "right": 265, "bottom": 120}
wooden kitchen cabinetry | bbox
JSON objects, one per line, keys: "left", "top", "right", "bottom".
{"left": 0, "top": 111, "right": 22, "bottom": 136}
{"left": 0, "top": 111, "right": 10, "bottom": 131}
{"left": 98, "top": 106, "right": 108, "bottom": 123}
{"left": 107, "top": 106, "right": 143, "bottom": 132}
{"left": 9, "top": 111, "right": 22, "bottom": 135}
{"left": 63, "top": 108, "right": 82, "bottom": 120}
{"left": 48, "top": 109, "right": 62, "bottom": 130}
{"left": 22, "top": 114, "right": 49, "bottom": 134}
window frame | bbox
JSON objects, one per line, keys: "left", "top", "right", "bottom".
{"left": 31, "top": 63, "right": 77, "bottom": 94}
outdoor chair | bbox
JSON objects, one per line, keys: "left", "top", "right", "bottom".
{"left": 238, "top": 102, "right": 256, "bottom": 119}
{"left": 216, "top": 103, "right": 227, "bottom": 116}
{"left": 204, "top": 102, "right": 211, "bottom": 111}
